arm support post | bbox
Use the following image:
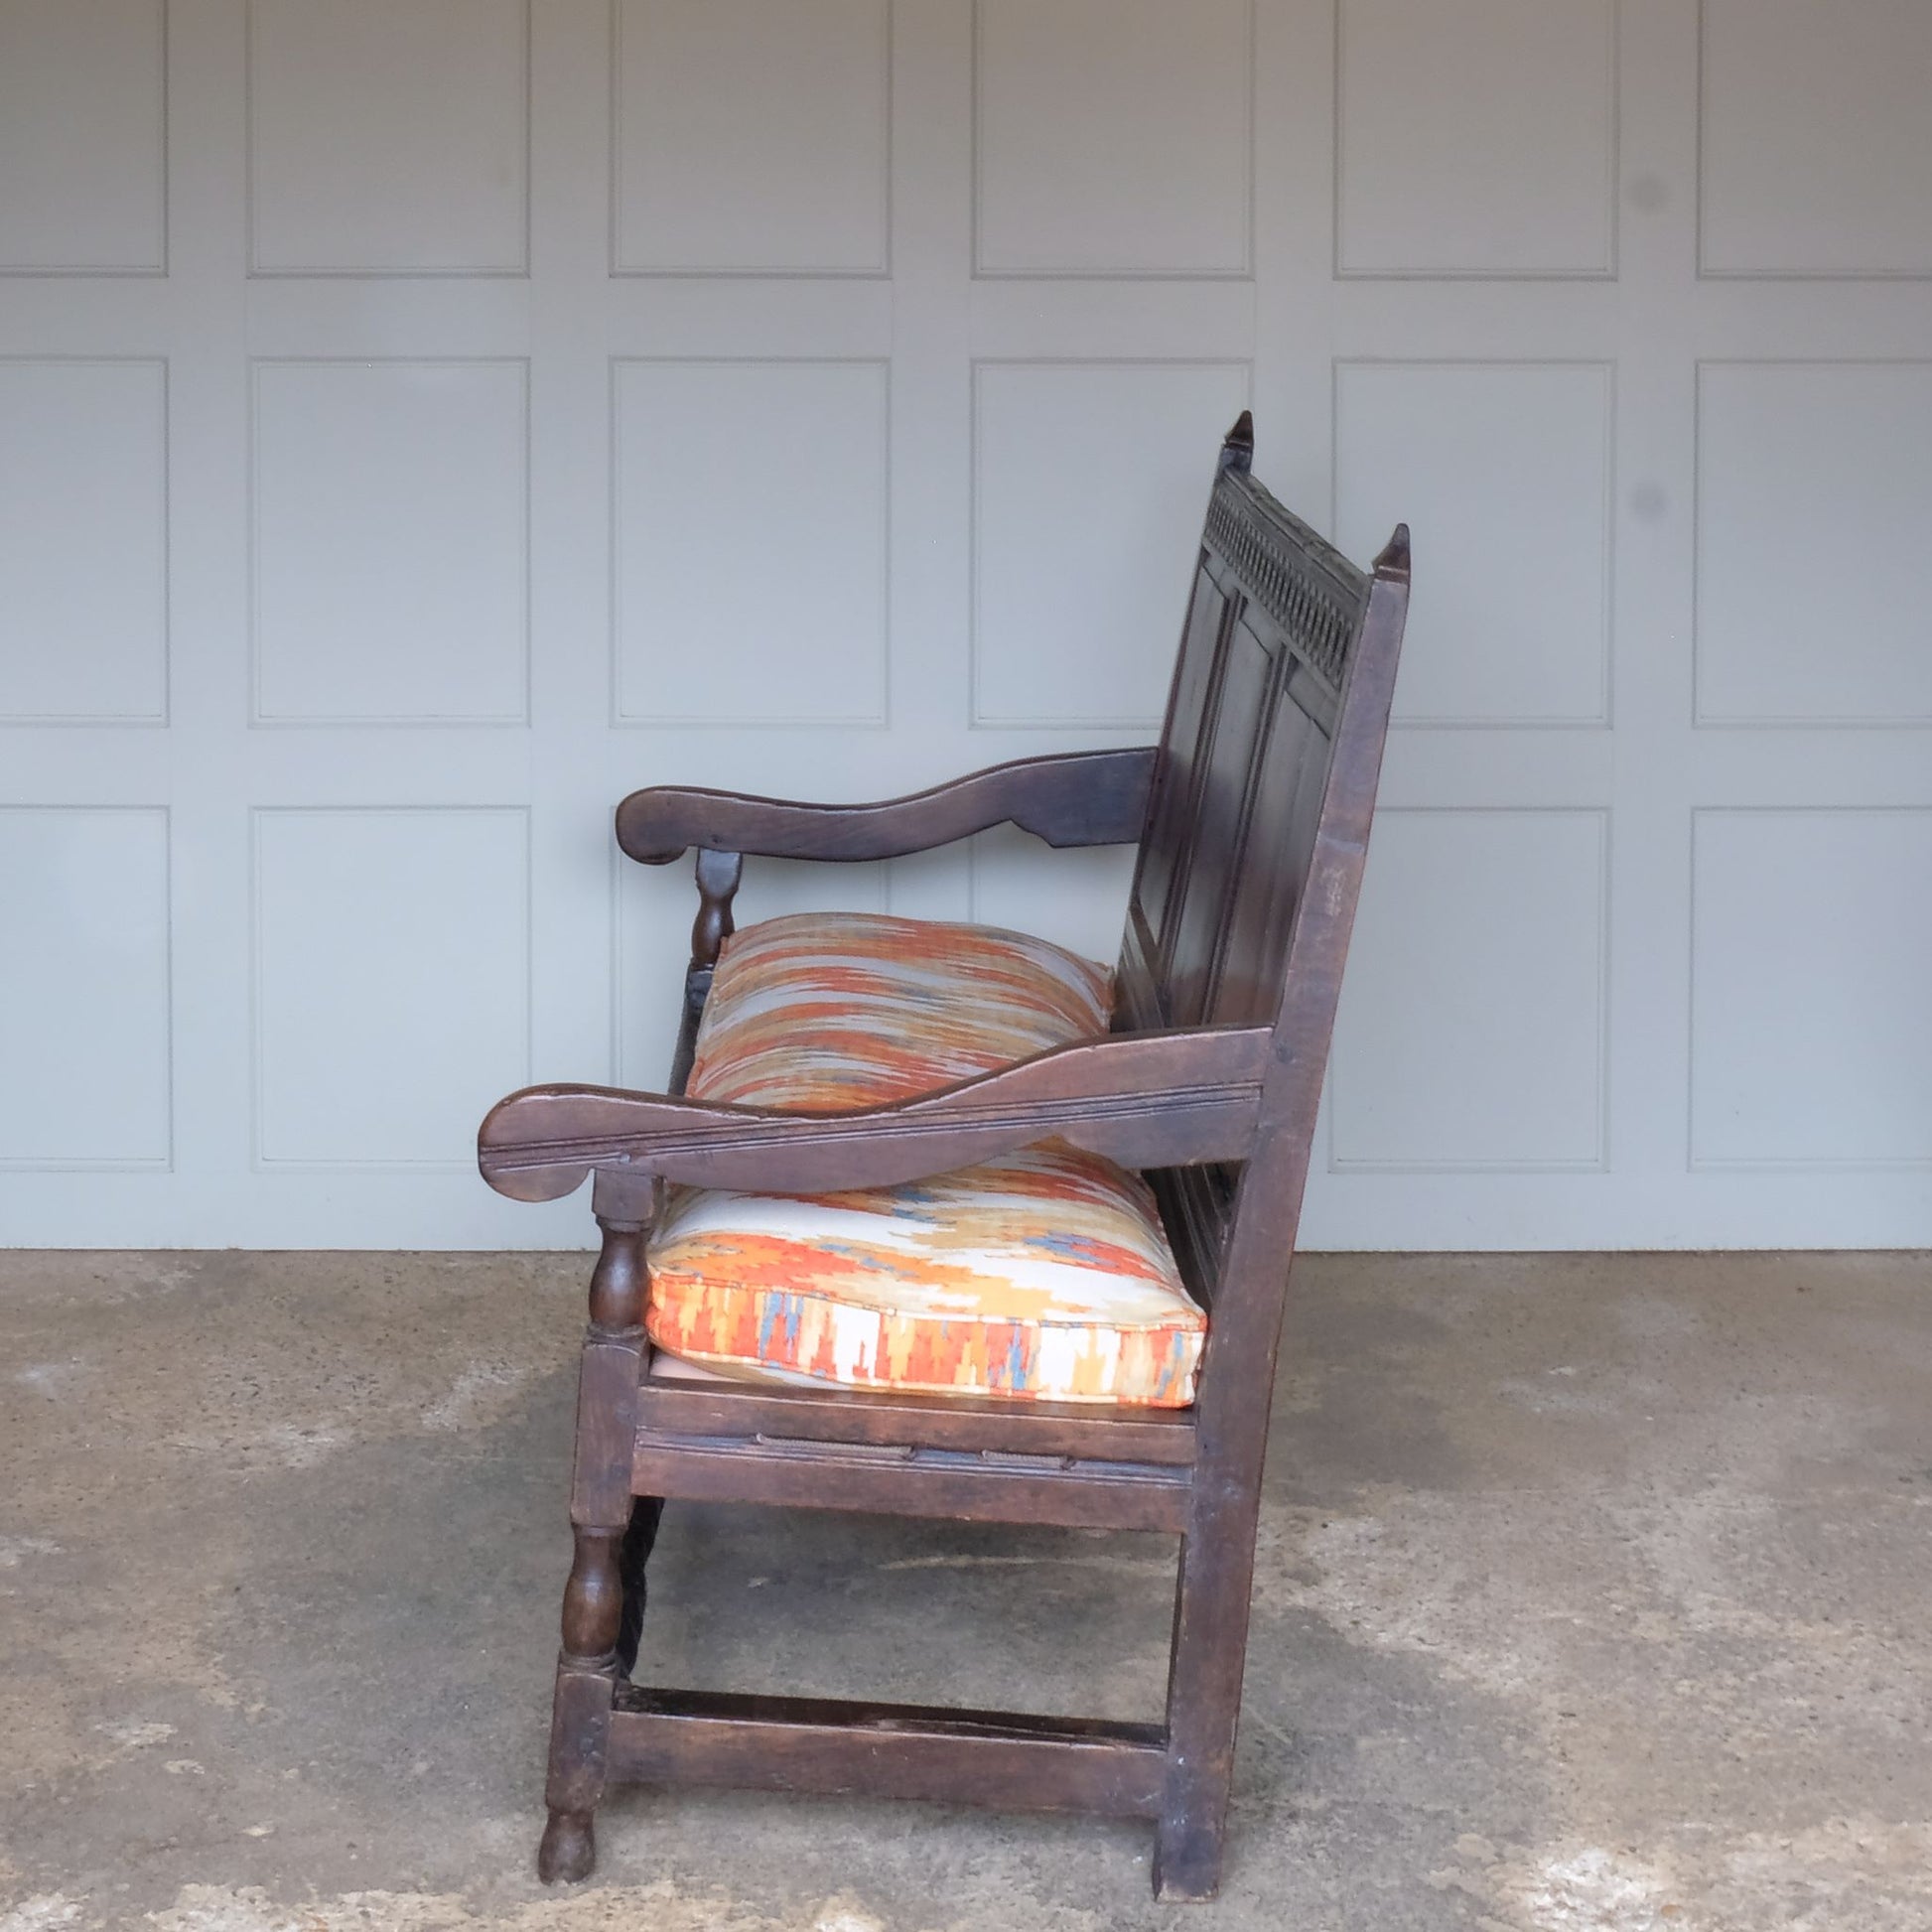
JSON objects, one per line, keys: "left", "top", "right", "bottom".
{"left": 668, "top": 848, "right": 743, "bottom": 1096}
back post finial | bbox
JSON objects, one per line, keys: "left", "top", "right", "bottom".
{"left": 1372, "top": 522, "right": 1412, "bottom": 581}
{"left": 1218, "top": 410, "right": 1255, "bottom": 473}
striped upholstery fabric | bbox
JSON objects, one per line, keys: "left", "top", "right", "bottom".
{"left": 684, "top": 912, "right": 1113, "bottom": 1111}
{"left": 645, "top": 911, "right": 1205, "bottom": 1407}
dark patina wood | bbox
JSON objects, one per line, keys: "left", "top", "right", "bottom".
{"left": 481, "top": 1024, "right": 1272, "bottom": 1199}
{"left": 481, "top": 414, "right": 1410, "bottom": 1899}
{"left": 535, "top": 1209, "right": 648, "bottom": 1885}
{"left": 667, "top": 847, "right": 742, "bottom": 1097}
{"left": 634, "top": 1370, "right": 1200, "bottom": 1464}
{"left": 630, "top": 1427, "right": 1192, "bottom": 1532}
{"left": 608, "top": 1688, "right": 1168, "bottom": 1819}
{"left": 616, "top": 745, "right": 1158, "bottom": 867}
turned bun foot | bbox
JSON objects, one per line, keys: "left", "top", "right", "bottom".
{"left": 537, "top": 1808, "right": 596, "bottom": 1883}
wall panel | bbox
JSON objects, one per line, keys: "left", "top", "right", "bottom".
{"left": 251, "top": 359, "right": 529, "bottom": 724}
{"left": 0, "top": 0, "right": 166, "bottom": 273}
{"left": 1696, "top": 362, "right": 1932, "bottom": 726}
{"left": 1336, "top": 0, "right": 1617, "bottom": 276}
{"left": 613, "top": 0, "right": 891, "bottom": 274}
{"left": 1701, "top": 0, "right": 1932, "bottom": 278}
{"left": 972, "top": 360, "right": 1251, "bottom": 727}
{"left": 1334, "top": 360, "right": 1612, "bottom": 725}
{"left": 0, "top": 0, "right": 1926, "bottom": 1248}
{"left": 974, "top": 0, "right": 1252, "bottom": 276}
{"left": 0, "top": 359, "right": 168, "bottom": 723}
{"left": 1331, "top": 810, "right": 1607, "bottom": 1171}
{"left": 612, "top": 358, "right": 891, "bottom": 725}
{"left": 0, "top": 808, "right": 171, "bottom": 1167}
{"left": 252, "top": 808, "right": 530, "bottom": 1168}
{"left": 247, "top": 0, "right": 528, "bottom": 274}
{"left": 1692, "top": 811, "right": 1932, "bottom": 1167}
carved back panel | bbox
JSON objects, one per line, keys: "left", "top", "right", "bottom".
{"left": 1116, "top": 416, "right": 1396, "bottom": 1307}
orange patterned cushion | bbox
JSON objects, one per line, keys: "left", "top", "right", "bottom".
{"left": 645, "top": 911, "right": 1205, "bottom": 1407}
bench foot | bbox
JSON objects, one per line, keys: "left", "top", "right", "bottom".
{"left": 1152, "top": 1819, "right": 1225, "bottom": 1902}
{"left": 537, "top": 1807, "right": 596, "bottom": 1883}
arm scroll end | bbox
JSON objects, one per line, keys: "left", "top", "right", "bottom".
{"left": 478, "top": 1086, "right": 604, "bottom": 1203}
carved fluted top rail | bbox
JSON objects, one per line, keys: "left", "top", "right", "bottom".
{"left": 1204, "top": 469, "right": 1374, "bottom": 692}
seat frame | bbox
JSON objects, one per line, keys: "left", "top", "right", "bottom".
{"left": 479, "top": 416, "right": 1410, "bottom": 1900}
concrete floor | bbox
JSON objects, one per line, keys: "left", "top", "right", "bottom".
{"left": 1, "top": 1252, "right": 1928, "bottom": 1932}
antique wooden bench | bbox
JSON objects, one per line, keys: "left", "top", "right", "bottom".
{"left": 478, "top": 415, "right": 1410, "bottom": 1900}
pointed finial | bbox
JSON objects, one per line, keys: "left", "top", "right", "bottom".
{"left": 1218, "top": 410, "right": 1255, "bottom": 473}
{"left": 1372, "top": 522, "right": 1411, "bottom": 580}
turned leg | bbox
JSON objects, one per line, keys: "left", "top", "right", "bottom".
{"left": 538, "top": 1209, "right": 649, "bottom": 1884}
{"left": 1153, "top": 1482, "right": 1264, "bottom": 1902}
{"left": 538, "top": 1525, "right": 624, "bottom": 1881}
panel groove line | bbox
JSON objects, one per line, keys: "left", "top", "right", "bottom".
{"left": 0, "top": 804, "right": 173, "bottom": 1170}
{"left": 245, "top": 0, "right": 531, "bottom": 277}
{"left": 969, "top": 357, "right": 1254, "bottom": 731}
{"left": 0, "top": 355, "right": 170, "bottom": 726}
{"left": 1692, "top": 359, "right": 1932, "bottom": 729}
{"left": 0, "top": 0, "right": 168, "bottom": 275}
{"left": 1697, "top": 0, "right": 1932, "bottom": 281}
{"left": 1331, "top": 357, "right": 1615, "bottom": 729}
{"left": 250, "top": 806, "right": 534, "bottom": 1171}
{"left": 972, "top": 0, "right": 1256, "bottom": 280}
{"left": 247, "top": 357, "right": 531, "bottom": 727}
{"left": 1333, "top": 0, "right": 1619, "bottom": 280}
{"left": 1689, "top": 806, "right": 1932, "bottom": 1172}
{"left": 610, "top": 356, "right": 892, "bottom": 728}
{"left": 1327, "top": 806, "right": 1611, "bottom": 1173}
{"left": 610, "top": 0, "right": 893, "bottom": 278}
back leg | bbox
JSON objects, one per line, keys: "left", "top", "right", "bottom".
{"left": 1152, "top": 1480, "right": 1265, "bottom": 1901}
{"left": 615, "top": 1493, "right": 663, "bottom": 1680}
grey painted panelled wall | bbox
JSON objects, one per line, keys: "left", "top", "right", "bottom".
{"left": 1, "top": 0, "right": 1929, "bottom": 1249}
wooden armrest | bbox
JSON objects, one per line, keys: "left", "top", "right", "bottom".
{"left": 615, "top": 747, "right": 1157, "bottom": 867}
{"left": 478, "top": 1025, "right": 1270, "bottom": 1204}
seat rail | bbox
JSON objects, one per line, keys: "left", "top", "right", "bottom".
{"left": 631, "top": 1424, "right": 1192, "bottom": 1533}
{"left": 636, "top": 1364, "right": 1199, "bottom": 1465}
